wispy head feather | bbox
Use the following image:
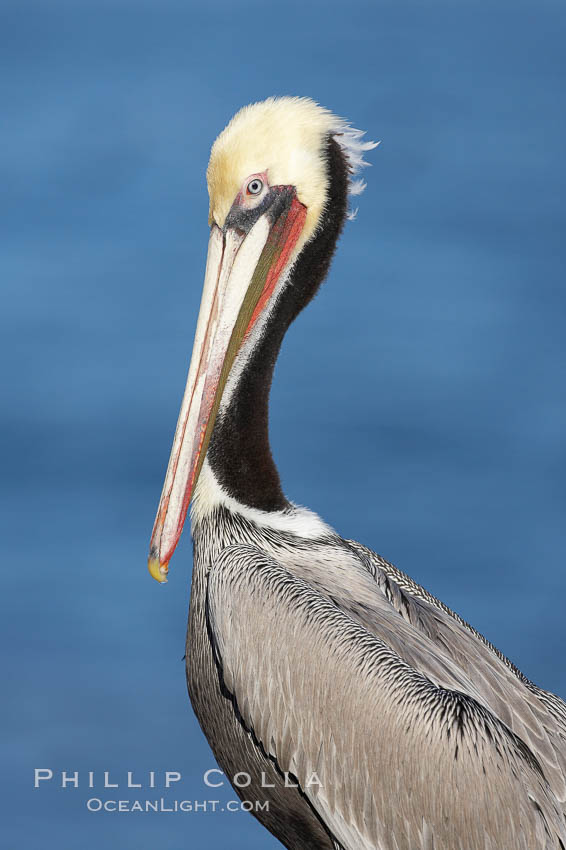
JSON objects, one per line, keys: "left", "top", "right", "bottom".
{"left": 330, "top": 122, "right": 379, "bottom": 220}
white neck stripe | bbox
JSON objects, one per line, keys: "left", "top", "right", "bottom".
{"left": 191, "top": 459, "right": 334, "bottom": 540}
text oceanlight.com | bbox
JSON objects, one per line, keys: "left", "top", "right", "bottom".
{"left": 86, "top": 798, "right": 269, "bottom": 813}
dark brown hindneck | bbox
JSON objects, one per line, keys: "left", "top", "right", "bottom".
{"left": 207, "top": 137, "right": 350, "bottom": 512}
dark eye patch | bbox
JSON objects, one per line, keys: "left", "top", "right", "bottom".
{"left": 224, "top": 186, "right": 295, "bottom": 234}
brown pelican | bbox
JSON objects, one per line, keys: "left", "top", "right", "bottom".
{"left": 147, "top": 97, "right": 566, "bottom": 849}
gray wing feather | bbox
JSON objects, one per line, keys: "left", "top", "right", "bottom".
{"left": 345, "top": 539, "right": 566, "bottom": 797}
{"left": 206, "top": 544, "right": 566, "bottom": 850}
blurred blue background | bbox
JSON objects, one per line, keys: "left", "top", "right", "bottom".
{"left": 3, "top": 0, "right": 565, "bottom": 846}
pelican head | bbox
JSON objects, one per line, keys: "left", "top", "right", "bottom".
{"left": 148, "top": 97, "right": 376, "bottom": 582}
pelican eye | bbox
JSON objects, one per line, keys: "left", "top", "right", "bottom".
{"left": 247, "top": 178, "right": 263, "bottom": 196}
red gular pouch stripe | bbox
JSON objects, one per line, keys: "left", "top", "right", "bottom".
{"left": 148, "top": 200, "right": 307, "bottom": 575}
{"left": 160, "top": 204, "right": 308, "bottom": 561}
{"left": 149, "top": 284, "right": 222, "bottom": 550}
{"left": 245, "top": 196, "right": 307, "bottom": 336}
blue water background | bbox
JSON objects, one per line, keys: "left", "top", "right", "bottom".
{"left": 2, "top": 1, "right": 565, "bottom": 846}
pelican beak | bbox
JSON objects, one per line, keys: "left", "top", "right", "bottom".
{"left": 148, "top": 188, "right": 307, "bottom": 582}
